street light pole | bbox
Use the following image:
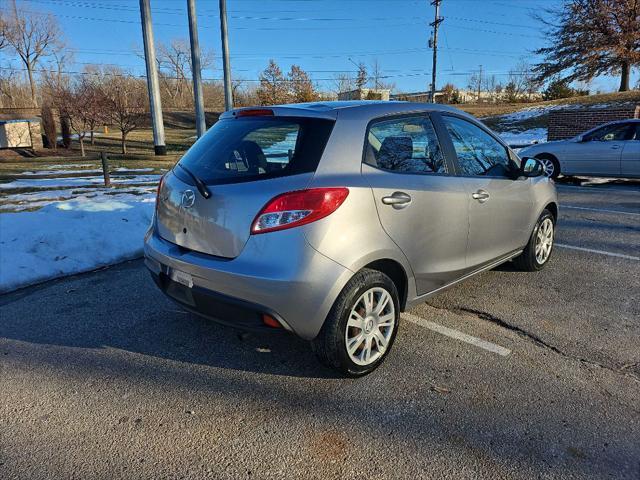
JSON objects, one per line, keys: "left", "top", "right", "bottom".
{"left": 219, "top": 0, "right": 233, "bottom": 111}
{"left": 139, "top": 0, "right": 166, "bottom": 155}
{"left": 187, "top": 0, "right": 206, "bottom": 137}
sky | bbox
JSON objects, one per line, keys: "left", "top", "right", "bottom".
{"left": 4, "top": 0, "right": 639, "bottom": 94}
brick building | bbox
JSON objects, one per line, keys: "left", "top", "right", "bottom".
{"left": 547, "top": 105, "right": 640, "bottom": 140}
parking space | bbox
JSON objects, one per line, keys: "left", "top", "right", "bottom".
{"left": 1, "top": 183, "right": 639, "bottom": 479}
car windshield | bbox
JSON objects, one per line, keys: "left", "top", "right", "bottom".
{"left": 176, "top": 116, "right": 334, "bottom": 185}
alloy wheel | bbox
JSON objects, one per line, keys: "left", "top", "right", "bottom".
{"left": 345, "top": 287, "right": 395, "bottom": 366}
{"left": 539, "top": 158, "right": 555, "bottom": 178}
{"left": 535, "top": 217, "right": 554, "bottom": 264}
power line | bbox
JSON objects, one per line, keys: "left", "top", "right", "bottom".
{"left": 1, "top": 66, "right": 536, "bottom": 82}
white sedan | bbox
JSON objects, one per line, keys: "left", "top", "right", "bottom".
{"left": 518, "top": 119, "right": 640, "bottom": 179}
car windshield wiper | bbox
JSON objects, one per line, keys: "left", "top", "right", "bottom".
{"left": 177, "top": 163, "right": 211, "bottom": 199}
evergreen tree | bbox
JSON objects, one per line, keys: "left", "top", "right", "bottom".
{"left": 288, "top": 65, "right": 317, "bottom": 103}
{"left": 257, "top": 60, "right": 290, "bottom": 105}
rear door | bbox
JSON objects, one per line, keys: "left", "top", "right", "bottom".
{"left": 621, "top": 123, "right": 640, "bottom": 177}
{"left": 438, "top": 114, "right": 534, "bottom": 270}
{"left": 156, "top": 114, "right": 334, "bottom": 258}
{"left": 361, "top": 113, "right": 469, "bottom": 295}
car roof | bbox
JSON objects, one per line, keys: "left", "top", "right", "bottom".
{"left": 220, "top": 101, "right": 469, "bottom": 121}
{"left": 580, "top": 118, "right": 640, "bottom": 136}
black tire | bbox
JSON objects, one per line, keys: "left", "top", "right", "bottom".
{"left": 312, "top": 268, "right": 400, "bottom": 377}
{"left": 513, "top": 209, "right": 555, "bottom": 272}
{"left": 535, "top": 154, "right": 560, "bottom": 179}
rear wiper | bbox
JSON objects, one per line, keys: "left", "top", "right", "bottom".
{"left": 177, "top": 163, "right": 211, "bottom": 199}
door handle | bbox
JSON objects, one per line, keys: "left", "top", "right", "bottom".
{"left": 382, "top": 191, "right": 412, "bottom": 209}
{"left": 611, "top": 145, "right": 621, "bottom": 149}
{"left": 472, "top": 190, "right": 490, "bottom": 203}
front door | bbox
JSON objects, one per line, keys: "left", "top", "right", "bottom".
{"left": 439, "top": 114, "right": 534, "bottom": 270}
{"left": 362, "top": 114, "right": 469, "bottom": 295}
{"left": 561, "top": 123, "right": 631, "bottom": 176}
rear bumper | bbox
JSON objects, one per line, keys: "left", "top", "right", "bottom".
{"left": 143, "top": 227, "right": 353, "bottom": 340}
{"left": 147, "top": 262, "right": 290, "bottom": 333}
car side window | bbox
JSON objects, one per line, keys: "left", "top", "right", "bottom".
{"left": 442, "top": 115, "right": 514, "bottom": 177}
{"left": 586, "top": 124, "right": 632, "bottom": 142}
{"left": 364, "top": 115, "right": 446, "bottom": 174}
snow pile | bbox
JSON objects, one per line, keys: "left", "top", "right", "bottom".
{"left": 20, "top": 169, "right": 103, "bottom": 176}
{"left": 0, "top": 194, "right": 155, "bottom": 293}
{"left": 493, "top": 104, "right": 568, "bottom": 124}
{"left": 0, "top": 186, "right": 156, "bottom": 212}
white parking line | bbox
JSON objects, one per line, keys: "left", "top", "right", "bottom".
{"left": 557, "top": 185, "right": 640, "bottom": 194}
{"left": 401, "top": 312, "right": 512, "bottom": 357}
{"left": 562, "top": 205, "right": 640, "bottom": 217}
{"left": 555, "top": 243, "right": 640, "bottom": 261}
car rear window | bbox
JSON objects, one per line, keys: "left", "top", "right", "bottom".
{"left": 175, "top": 116, "right": 334, "bottom": 185}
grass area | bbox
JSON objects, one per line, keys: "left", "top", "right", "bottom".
{"left": 0, "top": 127, "right": 194, "bottom": 177}
{"left": 83, "top": 127, "right": 197, "bottom": 156}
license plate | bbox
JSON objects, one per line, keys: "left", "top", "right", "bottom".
{"left": 170, "top": 269, "right": 193, "bottom": 288}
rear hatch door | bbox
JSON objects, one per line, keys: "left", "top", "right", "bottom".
{"left": 156, "top": 113, "right": 334, "bottom": 258}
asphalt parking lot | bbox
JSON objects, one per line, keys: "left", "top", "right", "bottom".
{"left": 1, "top": 180, "right": 639, "bottom": 480}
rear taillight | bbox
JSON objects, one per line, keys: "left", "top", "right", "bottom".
{"left": 251, "top": 188, "right": 349, "bottom": 234}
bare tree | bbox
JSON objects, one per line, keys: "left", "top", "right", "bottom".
{"left": 333, "top": 73, "right": 354, "bottom": 95}
{"left": 0, "top": 11, "right": 8, "bottom": 51}
{"left": 53, "top": 76, "right": 106, "bottom": 157}
{"left": 369, "top": 59, "right": 395, "bottom": 91}
{"left": 3, "top": 3, "right": 63, "bottom": 106}
{"left": 482, "top": 74, "right": 499, "bottom": 102}
{"left": 152, "top": 38, "right": 214, "bottom": 108}
{"left": 102, "top": 69, "right": 147, "bottom": 154}
{"left": 533, "top": 0, "right": 640, "bottom": 92}
{"left": 234, "top": 82, "right": 260, "bottom": 107}
{"left": 467, "top": 71, "right": 483, "bottom": 102}
{"left": 0, "top": 65, "right": 31, "bottom": 108}
{"left": 257, "top": 60, "right": 290, "bottom": 105}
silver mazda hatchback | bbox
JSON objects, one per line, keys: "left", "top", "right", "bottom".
{"left": 144, "top": 101, "right": 558, "bottom": 376}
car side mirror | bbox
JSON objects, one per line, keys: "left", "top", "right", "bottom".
{"left": 521, "top": 158, "right": 544, "bottom": 178}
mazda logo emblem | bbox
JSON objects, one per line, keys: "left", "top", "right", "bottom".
{"left": 181, "top": 189, "right": 196, "bottom": 208}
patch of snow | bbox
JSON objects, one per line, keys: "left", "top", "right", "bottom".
{"left": 44, "top": 163, "right": 99, "bottom": 169}
{"left": 0, "top": 193, "right": 155, "bottom": 293}
{"left": 493, "top": 104, "right": 568, "bottom": 123}
{"left": 114, "top": 167, "right": 154, "bottom": 172}
{"left": 0, "top": 186, "right": 156, "bottom": 212}
{"left": 489, "top": 101, "right": 621, "bottom": 124}
{"left": 19, "top": 169, "right": 103, "bottom": 176}
{"left": 56, "top": 132, "right": 102, "bottom": 141}
{"left": 0, "top": 174, "right": 161, "bottom": 190}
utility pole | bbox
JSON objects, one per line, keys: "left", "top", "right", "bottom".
{"left": 477, "top": 64, "right": 483, "bottom": 101}
{"left": 139, "top": 0, "right": 166, "bottom": 155}
{"left": 187, "top": 0, "right": 206, "bottom": 137}
{"left": 429, "top": 0, "right": 444, "bottom": 103}
{"left": 219, "top": 0, "right": 233, "bottom": 111}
